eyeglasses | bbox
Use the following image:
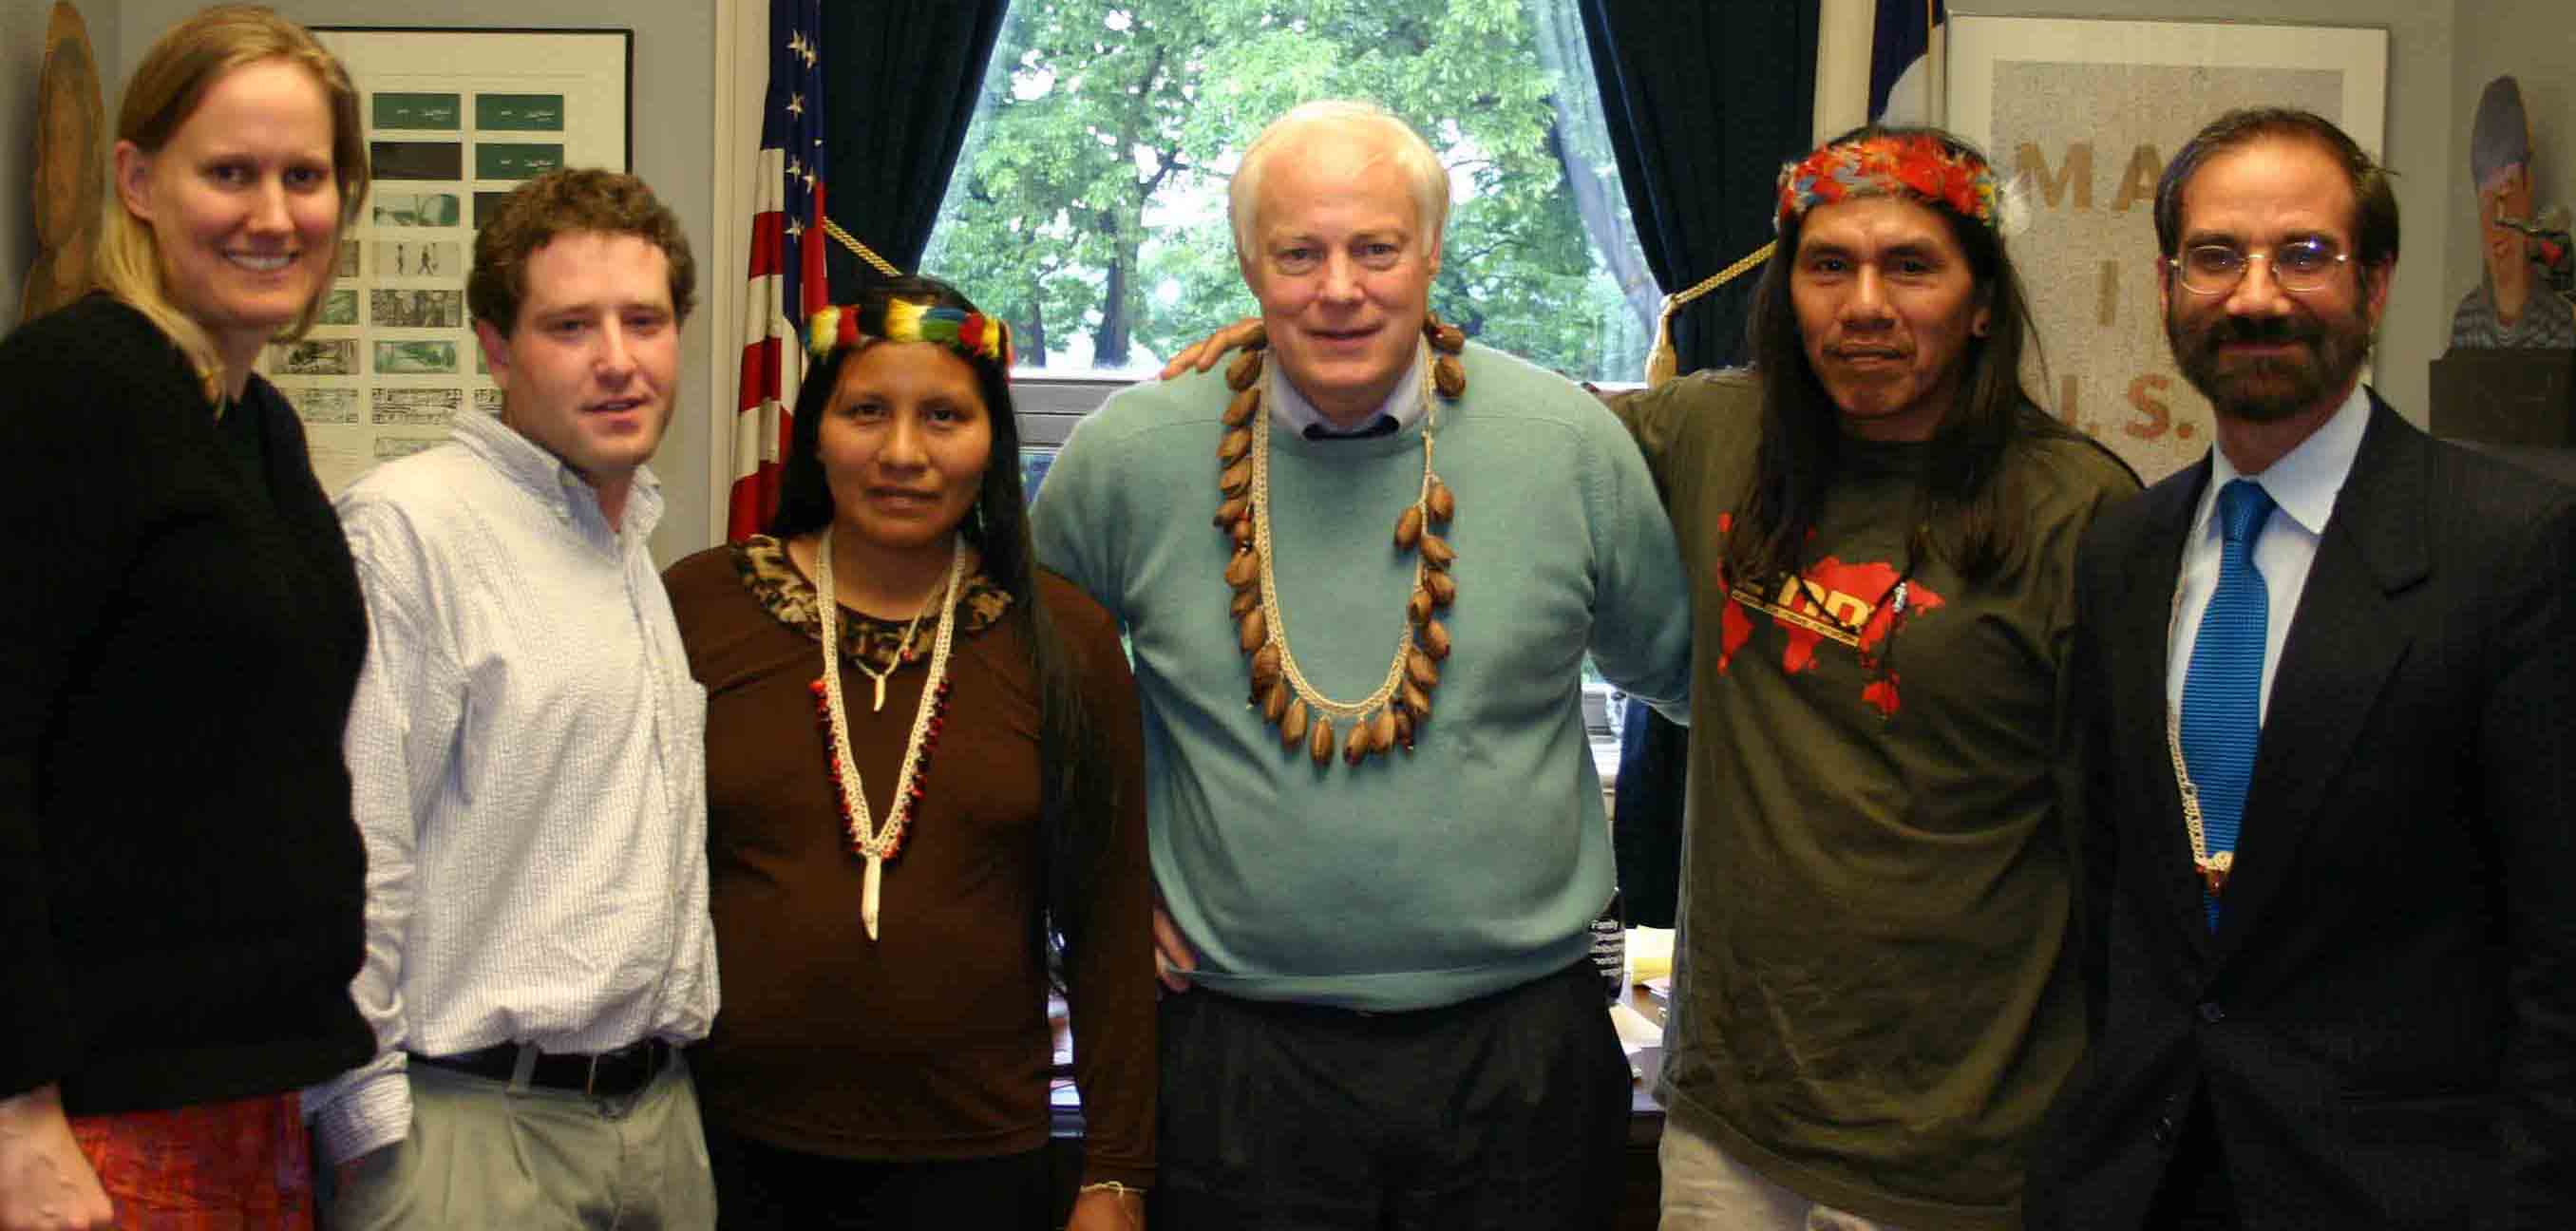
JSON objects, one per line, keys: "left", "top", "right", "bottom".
{"left": 2168, "top": 239, "right": 2352, "bottom": 295}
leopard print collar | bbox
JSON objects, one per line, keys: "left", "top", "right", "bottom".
{"left": 732, "top": 534, "right": 1013, "bottom": 670}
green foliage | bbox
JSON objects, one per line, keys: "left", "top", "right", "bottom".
{"left": 919, "top": 0, "right": 1650, "bottom": 380}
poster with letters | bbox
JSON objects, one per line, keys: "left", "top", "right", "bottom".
{"left": 258, "top": 28, "right": 630, "bottom": 494}
{"left": 1947, "top": 18, "right": 2387, "bottom": 483}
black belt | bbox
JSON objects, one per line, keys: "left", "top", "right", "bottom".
{"left": 416, "top": 1039, "right": 673, "bottom": 1098}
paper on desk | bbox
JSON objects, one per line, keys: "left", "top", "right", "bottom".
{"left": 1610, "top": 1000, "right": 1662, "bottom": 1052}
{"left": 1626, "top": 926, "right": 1675, "bottom": 983}
{"left": 1611, "top": 999, "right": 1665, "bottom": 1089}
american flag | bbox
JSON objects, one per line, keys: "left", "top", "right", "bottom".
{"left": 729, "top": 0, "right": 828, "bottom": 540}
{"left": 1867, "top": 0, "right": 1944, "bottom": 125}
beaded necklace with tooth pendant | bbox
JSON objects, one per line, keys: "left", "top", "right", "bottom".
{"left": 811, "top": 526, "right": 963, "bottom": 940}
{"left": 1212, "top": 314, "right": 1468, "bottom": 767}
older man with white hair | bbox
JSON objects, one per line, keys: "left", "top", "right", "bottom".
{"left": 1032, "top": 99, "right": 1691, "bottom": 1228}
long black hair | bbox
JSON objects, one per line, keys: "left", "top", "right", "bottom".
{"left": 1733, "top": 124, "right": 2090, "bottom": 589}
{"left": 769, "top": 275, "right": 1107, "bottom": 984}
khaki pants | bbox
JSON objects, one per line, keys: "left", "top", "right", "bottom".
{"left": 1657, "top": 1119, "right": 1908, "bottom": 1231}
{"left": 326, "top": 1053, "right": 715, "bottom": 1230}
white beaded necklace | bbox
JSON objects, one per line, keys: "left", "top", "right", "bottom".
{"left": 814, "top": 526, "right": 965, "bottom": 940}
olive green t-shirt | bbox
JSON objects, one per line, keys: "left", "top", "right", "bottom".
{"left": 1615, "top": 370, "right": 2139, "bottom": 1231}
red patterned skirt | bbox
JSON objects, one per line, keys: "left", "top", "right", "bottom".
{"left": 67, "top": 1091, "right": 313, "bottom": 1230}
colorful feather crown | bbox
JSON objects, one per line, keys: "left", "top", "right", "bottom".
{"left": 805, "top": 300, "right": 1013, "bottom": 371}
{"left": 1776, "top": 133, "right": 2000, "bottom": 233}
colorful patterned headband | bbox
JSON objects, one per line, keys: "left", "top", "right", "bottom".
{"left": 1775, "top": 134, "right": 2000, "bottom": 233}
{"left": 806, "top": 300, "right": 1014, "bottom": 371}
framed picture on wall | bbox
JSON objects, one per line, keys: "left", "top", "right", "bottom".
{"left": 1946, "top": 17, "right": 2386, "bottom": 483}
{"left": 267, "top": 27, "right": 632, "bottom": 494}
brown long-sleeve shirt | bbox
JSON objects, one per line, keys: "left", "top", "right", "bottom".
{"left": 663, "top": 539, "right": 1153, "bottom": 1187}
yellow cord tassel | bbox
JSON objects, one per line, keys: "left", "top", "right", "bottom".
{"left": 1644, "top": 239, "right": 1777, "bottom": 388}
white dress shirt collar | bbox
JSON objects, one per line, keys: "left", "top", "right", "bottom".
{"left": 1266, "top": 340, "right": 1430, "bottom": 437}
{"left": 2167, "top": 381, "right": 2374, "bottom": 726}
{"left": 2193, "top": 380, "right": 2371, "bottom": 543}
{"left": 450, "top": 409, "right": 665, "bottom": 541}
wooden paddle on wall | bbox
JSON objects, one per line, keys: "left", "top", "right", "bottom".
{"left": 21, "top": 0, "right": 104, "bottom": 324}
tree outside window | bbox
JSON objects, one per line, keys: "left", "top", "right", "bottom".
{"left": 922, "top": 0, "right": 1658, "bottom": 385}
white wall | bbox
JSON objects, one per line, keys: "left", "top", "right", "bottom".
{"left": 1952, "top": 0, "right": 2457, "bottom": 426}
{"left": 115, "top": 0, "right": 721, "bottom": 563}
{"left": 2445, "top": 0, "right": 2576, "bottom": 321}
{"left": 4, "top": 0, "right": 121, "bottom": 336}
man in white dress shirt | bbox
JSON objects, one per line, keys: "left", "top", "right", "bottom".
{"left": 306, "top": 168, "right": 720, "bottom": 1229}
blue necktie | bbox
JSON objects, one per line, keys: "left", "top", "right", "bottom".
{"left": 2180, "top": 479, "right": 2274, "bottom": 929}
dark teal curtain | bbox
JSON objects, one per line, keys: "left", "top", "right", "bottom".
{"left": 821, "top": 1, "right": 1010, "bottom": 294}
{"left": 1579, "top": 0, "right": 1818, "bottom": 373}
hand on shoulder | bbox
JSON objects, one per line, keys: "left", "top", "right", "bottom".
{"left": 1157, "top": 318, "right": 1263, "bottom": 381}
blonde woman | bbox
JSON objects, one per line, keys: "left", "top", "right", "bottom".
{"left": 0, "top": 7, "right": 373, "bottom": 1228}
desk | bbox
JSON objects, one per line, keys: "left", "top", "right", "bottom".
{"left": 1615, "top": 983, "right": 1670, "bottom": 1230}
{"left": 1042, "top": 986, "right": 1670, "bottom": 1229}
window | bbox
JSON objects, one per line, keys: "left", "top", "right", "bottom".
{"left": 921, "top": 0, "right": 1658, "bottom": 388}
{"left": 935, "top": 0, "right": 1657, "bottom": 792}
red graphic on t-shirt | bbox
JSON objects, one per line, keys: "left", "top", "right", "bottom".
{"left": 1714, "top": 514, "right": 1756, "bottom": 672}
{"left": 1711, "top": 511, "right": 1946, "bottom": 716}
{"left": 1719, "top": 599, "right": 1754, "bottom": 673}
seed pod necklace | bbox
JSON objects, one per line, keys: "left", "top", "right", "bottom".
{"left": 1215, "top": 315, "right": 1466, "bottom": 767}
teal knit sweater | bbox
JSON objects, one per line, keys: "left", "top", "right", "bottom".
{"left": 1033, "top": 342, "right": 1690, "bottom": 1010}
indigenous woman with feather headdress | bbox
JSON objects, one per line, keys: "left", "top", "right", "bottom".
{"left": 663, "top": 275, "right": 1153, "bottom": 1231}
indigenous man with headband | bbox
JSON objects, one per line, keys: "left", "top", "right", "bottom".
{"left": 2029, "top": 107, "right": 2574, "bottom": 1230}
{"left": 1605, "top": 128, "right": 2136, "bottom": 1228}
{"left": 1031, "top": 99, "right": 1692, "bottom": 1227}
{"left": 306, "top": 169, "right": 719, "bottom": 1226}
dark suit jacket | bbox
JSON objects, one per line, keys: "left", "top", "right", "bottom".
{"left": 2028, "top": 394, "right": 2576, "bottom": 1229}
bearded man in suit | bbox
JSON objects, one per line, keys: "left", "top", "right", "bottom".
{"left": 2029, "top": 106, "right": 2575, "bottom": 1231}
